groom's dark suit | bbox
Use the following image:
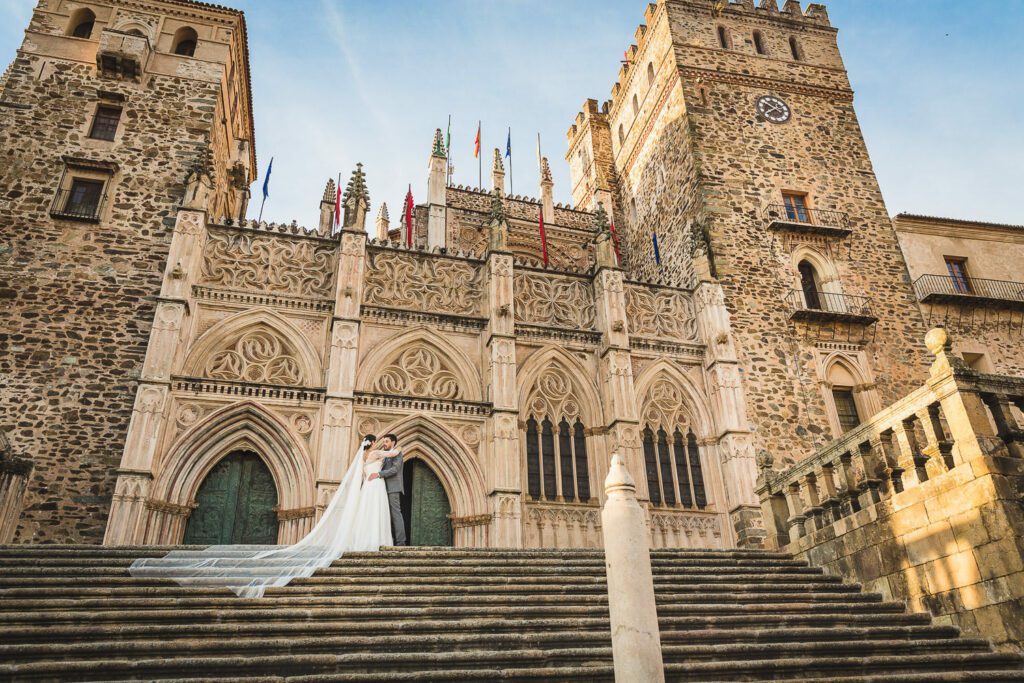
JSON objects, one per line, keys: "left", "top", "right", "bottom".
{"left": 378, "top": 453, "right": 406, "bottom": 546}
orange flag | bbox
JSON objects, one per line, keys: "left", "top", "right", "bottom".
{"left": 474, "top": 122, "right": 481, "bottom": 158}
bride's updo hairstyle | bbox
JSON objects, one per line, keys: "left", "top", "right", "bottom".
{"left": 363, "top": 434, "right": 377, "bottom": 444}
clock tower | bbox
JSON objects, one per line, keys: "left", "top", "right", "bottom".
{"left": 568, "top": 0, "right": 931, "bottom": 466}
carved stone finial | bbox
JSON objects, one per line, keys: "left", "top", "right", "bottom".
{"left": 323, "top": 178, "right": 336, "bottom": 203}
{"left": 492, "top": 148, "right": 505, "bottom": 174}
{"left": 756, "top": 449, "right": 775, "bottom": 473}
{"left": 378, "top": 202, "right": 389, "bottom": 223}
{"left": 604, "top": 452, "right": 636, "bottom": 493}
{"left": 487, "top": 188, "right": 509, "bottom": 252}
{"left": 432, "top": 128, "right": 446, "bottom": 159}
{"left": 541, "top": 157, "right": 553, "bottom": 184}
{"left": 342, "top": 163, "right": 370, "bottom": 229}
{"left": 926, "top": 326, "right": 970, "bottom": 377}
{"left": 925, "top": 327, "right": 951, "bottom": 356}
{"left": 593, "top": 203, "right": 618, "bottom": 269}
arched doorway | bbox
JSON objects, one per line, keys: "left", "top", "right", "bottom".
{"left": 183, "top": 451, "right": 278, "bottom": 545}
{"left": 401, "top": 459, "right": 452, "bottom": 546}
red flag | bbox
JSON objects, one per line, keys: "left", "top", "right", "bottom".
{"left": 474, "top": 123, "right": 481, "bottom": 159}
{"left": 538, "top": 206, "right": 549, "bottom": 267}
{"left": 404, "top": 185, "right": 414, "bottom": 247}
{"left": 609, "top": 218, "right": 621, "bottom": 265}
{"left": 335, "top": 178, "right": 342, "bottom": 229}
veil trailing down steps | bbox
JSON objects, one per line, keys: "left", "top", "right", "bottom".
{"left": 130, "top": 438, "right": 377, "bottom": 598}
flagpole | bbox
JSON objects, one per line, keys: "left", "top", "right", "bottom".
{"left": 478, "top": 120, "right": 482, "bottom": 190}
{"left": 257, "top": 196, "right": 266, "bottom": 223}
{"left": 508, "top": 127, "right": 513, "bottom": 196}
{"left": 258, "top": 156, "right": 274, "bottom": 223}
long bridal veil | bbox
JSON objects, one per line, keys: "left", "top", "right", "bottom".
{"left": 130, "top": 439, "right": 373, "bottom": 598}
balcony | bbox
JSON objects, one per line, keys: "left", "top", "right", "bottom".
{"left": 50, "top": 188, "right": 105, "bottom": 222}
{"left": 764, "top": 204, "right": 852, "bottom": 238}
{"left": 96, "top": 29, "right": 150, "bottom": 81}
{"left": 787, "top": 290, "right": 878, "bottom": 325}
{"left": 914, "top": 274, "right": 1024, "bottom": 310}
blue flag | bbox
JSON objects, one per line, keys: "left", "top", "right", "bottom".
{"left": 506, "top": 129, "right": 511, "bottom": 158}
{"left": 262, "top": 157, "right": 274, "bottom": 200}
{"left": 652, "top": 231, "right": 662, "bottom": 266}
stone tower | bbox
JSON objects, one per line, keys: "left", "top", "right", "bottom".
{"left": 0, "top": 0, "right": 254, "bottom": 543}
{"left": 568, "top": 0, "right": 932, "bottom": 462}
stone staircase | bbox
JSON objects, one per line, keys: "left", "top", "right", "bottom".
{"left": 0, "top": 545, "right": 1021, "bottom": 682}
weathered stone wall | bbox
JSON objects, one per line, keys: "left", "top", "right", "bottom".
{"left": 0, "top": 1, "right": 251, "bottom": 544}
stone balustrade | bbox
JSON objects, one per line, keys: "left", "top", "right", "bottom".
{"left": 757, "top": 328, "right": 1024, "bottom": 651}
{"left": 0, "top": 433, "right": 33, "bottom": 543}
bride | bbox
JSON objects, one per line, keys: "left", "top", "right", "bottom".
{"left": 130, "top": 434, "right": 399, "bottom": 598}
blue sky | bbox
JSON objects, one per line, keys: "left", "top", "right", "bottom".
{"left": 1, "top": 1, "right": 1022, "bottom": 228}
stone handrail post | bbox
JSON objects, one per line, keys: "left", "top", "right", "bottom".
{"left": 601, "top": 453, "right": 665, "bottom": 682}
{"left": 0, "top": 437, "right": 33, "bottom": 543}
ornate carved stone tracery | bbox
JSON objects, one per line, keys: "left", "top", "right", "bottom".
{"left": 201, "top": 230, "right": 335, "bottom": 298}
{"left": 514, "top": 272, "right": 596, "bottom": 330}
{"left": 363, "top": 250, "right": 483, "bottom": 317}
{"left": 625, "top": 285, "right": 698, "bottom": 342}
{"left": 373, "top": 346, "right": 465, "bottom": 400}
{"left": 641, "top": 378, "right": 696, "bottom": 431}
{"left": 204, "top": 328, "right": 304, "bottom": 387}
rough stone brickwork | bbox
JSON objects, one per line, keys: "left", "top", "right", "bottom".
{"left": 0, "top": 0, "right": 253, "bottom": 543}
{"left": 570, "top": 0, "right": 934, "bottom": 464}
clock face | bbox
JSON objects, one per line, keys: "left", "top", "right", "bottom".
{"left": 756, "top": 95, "right": 791, "bottom": 123}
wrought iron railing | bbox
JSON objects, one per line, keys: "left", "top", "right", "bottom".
{"left": 763, "top": 204, "right": 851, "bottom": 231}
{"left": 914, "top": 274, "right": 1024, "bottom": 305}
{"left": 50, "top": 189, "right": 105, "bottom": 221}
{"left": 786, "top": 289, "right": 874, "bottom": 319}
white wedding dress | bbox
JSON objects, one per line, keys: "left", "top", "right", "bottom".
{"left": 129, "top": 439, "right": 393, "bottom": 598}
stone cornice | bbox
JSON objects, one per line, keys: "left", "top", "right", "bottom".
{"left": 678, "top": 66, "right": 854, "bottom": 102}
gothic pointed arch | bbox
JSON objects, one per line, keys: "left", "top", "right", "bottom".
{"left": 632, "top": 359, "right": 715, "bottom": 439}
{"left": 356, "top": 327, "right": 482, "bottom": 402}
{"left": 375, "top": 414, "right": 487, "bottom": 521}
{"left": 151, "top": 401, "right": 315, "bottom": 514}
{"left": 182, "top": 308, "right": 322, "bottom": 387}
{"left": 790, "top": 245, "right": 841, "bottom": 288}
{"left": 516, "top": 346, "right": 603, "bottom": 426}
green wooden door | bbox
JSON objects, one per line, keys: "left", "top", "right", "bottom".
{"left": 184, "top": 451, "right": 279, "bottom": 545}
{"left": 409, "top": 460, "right": 452, "bottom": 547}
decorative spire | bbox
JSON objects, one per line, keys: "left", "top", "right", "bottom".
{"left": 489, "top": 187, "right": 506, "bottom": 224}
{"left": 492, "top": 148, "right": 505, "bottom": 174}
{"left": 322, "top": 178, "right": 336, "bottom": 203}
{"left": 378, "top": 202, "right": 389, "bottom": 223}
{"left": 432, "top": 128, "right": 447, "bottom": 159}
{"left": 487, "top": 188, "right": 509, "bottom": 252}
{"left": 541, "top": 157, "right": 553, "bottom": 184}
{"left": 342, "top": 163, "right": 370, "bottom": 229}
{"left": 594, "top": 202, "right": 617, "bottom": 269}
{"left": 375, "top": 202, "right": 390, "bottom": 240}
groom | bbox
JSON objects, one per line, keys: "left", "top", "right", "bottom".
{"left": 367, "top": 433, "right": 406, "bottom": 546}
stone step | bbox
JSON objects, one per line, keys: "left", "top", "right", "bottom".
{"left": 0, "top": 634, "right": 996, "bottom": 667}
{"left": 0, "top": 624, "right": 972, "bottom": 662}
{"left": 0, "top": 580, "right": 863, "bottom": 600}
{"left": 0, "top": 590, "right": 886, "bottom": 614}
{"left": 2, "top": 648, "right": 1019, "bottom": 682}
{"left": 0, "top": 612, "right": 938, "bottom": 646}
{"left": 0, "top": 570, "right": 843, "bottom": 589}
{"left": 0, "top": 600, "right": 911, "bottom": 628}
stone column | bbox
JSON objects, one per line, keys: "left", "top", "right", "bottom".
{"left": 427, "top": 129, "right": 447, "bottom": 250}
{"left": 317, "top": 227, "right": 367, "bottom": 515}
{"left": 694, "top": 278, "right": 763, "bottom": 547}
{"left": 484, "top": 196, "right": 521, "bottom": 547}
{"left": 601, "top": 453, "right": 665, "bottom": 682}
{"left": 592, "top": 207, "right": 644, "bottom": 501}
{"left": 104, "top": 207, "right": 206, "bottom": 545}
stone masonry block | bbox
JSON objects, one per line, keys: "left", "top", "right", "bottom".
{"left": 974, "top": 537, "right": 1024, "bottom": 582}
{"left": 902, "top": 520, "right": 958, "bottom": 566}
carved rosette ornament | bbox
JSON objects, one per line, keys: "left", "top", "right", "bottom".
{"left": 625, "top": 285, "right": 698, "bottom": 342}
{"left": 526, "top": 369, "right": 581, "bottom": 420}
{"left": 514, "top": 272, "right": 596, "bottom": 330}
{"left": 201, "top": 231, "right": 336, "bottom": 297}
{"left": 205, "top": 330, "right": 303, "bottom": 386}
{"left": 373, "top": 347, "right": 463, "bottom": 400}
{"left": 363, "top": 250, "right": 483, "bottom": 316}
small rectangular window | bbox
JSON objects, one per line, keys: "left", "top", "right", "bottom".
{"left": 832, "top": 388, "right": 861, "bottom": 433}
{"left": 89, "top": 105, "right": 122, "bottom": 141}
{"left": 945, "top": 257, "right": 973, "bottom": 294}
{"left": 782, "top": 192, "right": 810, "bottom": 223}
{"left": 717, "top": 26, "right": 730, "bottom": 50}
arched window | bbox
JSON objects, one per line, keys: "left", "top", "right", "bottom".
{"left": 646, "top": 62, "right": 655, "bottom": 87}
{"left": 826, "top": 361, "right": 864, "bottom": 435}
{"left": 717, "top": 25, "right": 730, "bottom": 49}
{"left": 789, "top": 36, "right": 802, "bottom": 61}
{"left": 618, "top": 124, "right": 625, "bottom": 145}
{"left": 798, "top": 260, "right": 822, "bottom": 310}
{"left": 173, "top": 26, "right": 198, "bottom": 57}
{"left": 640, "top": 379, "right": 708, "bottom": 509}
{"left": 523, "top": 369, "right": 592, "bottom": 503}
{"left": 632, "top": 94, "right": 639, "bottom": 116}
{"left": 68, "top": 8, "right": 96, "bottom": 39}
{"left": 753, "top": 30, "right": 766, "bottom": 55}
